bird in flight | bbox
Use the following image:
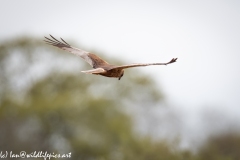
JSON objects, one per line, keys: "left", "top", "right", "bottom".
{"left": 44, "top": 35, "right": 177, "bottom": 80}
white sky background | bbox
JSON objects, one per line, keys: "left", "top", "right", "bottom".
{"left": 1, "top": 0, "right": 240, "bottom": 147}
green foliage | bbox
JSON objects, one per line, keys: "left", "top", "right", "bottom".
{"left": 0, "top": 37, "right": 176, "bottom": 159}
{"left": 198, "top": 133, "right": 240, "bottom": 160}
{"left": 1, "top": 37, "right": 240, "bottom": 160}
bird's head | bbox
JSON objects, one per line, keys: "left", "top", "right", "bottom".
{"left": 118, "top": 70, "right": 124, "bottom": 80}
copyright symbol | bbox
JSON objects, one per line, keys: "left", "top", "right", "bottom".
{"left": 20, "top": 151, "right": 26, "bottom": 158}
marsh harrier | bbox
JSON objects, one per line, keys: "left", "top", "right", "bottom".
{"left": 44, "top": 35, "right": 177, "bottom": 80}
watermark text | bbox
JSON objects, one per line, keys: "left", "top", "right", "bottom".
{"left": 0, "top": 151, "right": 71, "bottom": 160}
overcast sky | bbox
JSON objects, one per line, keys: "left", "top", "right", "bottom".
{"left": 1, "top": 0, "right": 240, "bottom": 147}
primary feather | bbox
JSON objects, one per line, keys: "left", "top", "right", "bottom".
{"left": 44, "top": 35, "right": 108, "bottom": 68}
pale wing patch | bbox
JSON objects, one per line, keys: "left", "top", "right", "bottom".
{"left": 60, "top": 47, "right": 96, "bottom": 67}
{"left": 44, "top": 35, "right": 95, "bottom": 67}
{"left": 81, "top": 68, "right": 106, "bottom": 74}
{"left": 61, "top": 46, "right": 89, "bottom": 57}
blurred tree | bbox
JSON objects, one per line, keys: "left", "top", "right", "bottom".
{"left": 198, "top": 133, "right": 240, "bottom": 160}
{"left": 0, "top": 37, "right": 192, "bottom": 160}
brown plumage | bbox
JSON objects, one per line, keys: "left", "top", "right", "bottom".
{"left": 44, "top": 35, "right": 177, "bottom": 80}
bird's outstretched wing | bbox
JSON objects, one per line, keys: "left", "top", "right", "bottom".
{"left": 81, "top": 68, "right": 106, "bottom": 74}
{"left": 44, "top": 35, "right": 109, "bottom": 68}
{"left": 108, "top": 58, "right": 177, "bottom": 70}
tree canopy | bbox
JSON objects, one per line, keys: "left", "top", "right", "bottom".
{"left": 1, "top": 38, "right": 240, "bottom": 160}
